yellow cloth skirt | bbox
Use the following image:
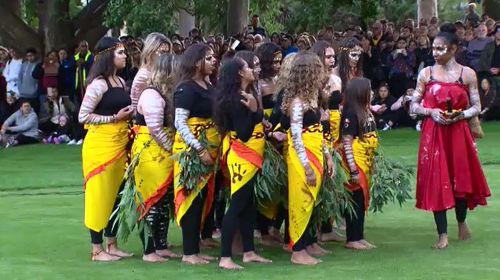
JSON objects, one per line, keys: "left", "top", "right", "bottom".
{"left": 132, "top": 125, "right": 174, "bottom": 219}
{"left": 83, "top": 122, "right": 129, "bottom": 232}
{"left": 287, "top": 123, "right": 324, "bottom": 247}
{"left": 173, "top": 118, "right": 221, "bottom": 225}
{"left": 329, "top": 109, "right": 341, "bottom": 146}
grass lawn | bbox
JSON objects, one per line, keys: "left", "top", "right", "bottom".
{"left": 1, "top": 122, "right": 499, "bottom": 280}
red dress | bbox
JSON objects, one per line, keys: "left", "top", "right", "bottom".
{"left": 415, "top": 77, "right": 490, "bottom": 211}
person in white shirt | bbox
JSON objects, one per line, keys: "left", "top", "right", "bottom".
{"left": 3, "top": 48, "right": 23, "bottom": 97}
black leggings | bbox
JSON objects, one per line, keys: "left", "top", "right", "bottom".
{"left": 345, "top": 189, "right": 365, "bottom": 242}
{"left": 201, "top": 171, "right": 223, "bottom": 239}
{"left": 139, "top": 194, "right": 170, "bottom": 254}
{"left": 292, "top": 219, "right": 315, "bottom": 252}
{"left": 180, "top": 188, "right": 207, "bottom": 255}
{"left": 433, "top": 198, "right": 468, "bottom": 235}
{"left": 89, "top": 193, "right": 120, "bottom": 244}
{"left": 220, "top": 177, "right": 257, "bottom": 257}
{"left": 15, "top": 134, "right": 39, "bottom": 145}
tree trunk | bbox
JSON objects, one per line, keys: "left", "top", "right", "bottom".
{"left": 38, "top": 0, "right": 74, "bottom": 53}
{"left": 0, "top": 5, "right": 42, "bottom": 52}
{"left": 227, "top": 0, "right": 249, "bottom": 36}
{"left": 417, "top": 0, "right": 438, "bottom": 24}
{"left": 72, "top": 0, "right": 110, "bottom": 49}
{"left": 483, "top": 0, "right": 500, "bottom": 21}
{"left": 0, "top": 0, "right": 22, "bottom": 15}
{"left": 178, "top": 9, "right": 195, "bottom": 37}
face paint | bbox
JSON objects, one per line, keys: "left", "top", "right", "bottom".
{"left": 432, "top": 44, "right": 448, "bottom": 57}
{"left": 348, "top": 49, "right": 362, "bottom": 63}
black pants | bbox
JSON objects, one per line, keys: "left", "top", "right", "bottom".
{"left": 345, "top": 189, "right": 365, "bottom": 242}
{"left": 139, "top": 194, "right": 170, "bottom": 254}
{"left": 433, "top": 198, "right": 468, "bottom": 235}
{"left": 39, "top": 121, "right": 59, "bottom": 135}
{"left": 15, "top": 134, "right": 39, "bottom": 145}
{"left": 292, "top": 219, "right": 315, "bottom": 252}
{"left": 220, "top": 177, "right": 257, "bottom": 257}
{"left": 201, "top": 171, "right": 223, "bottom": 239}
{"left": 180, "top": 188, "right": 207, "bottom": 255}
{"left": 89, "top": 193, "right": 121, "bottom": 244}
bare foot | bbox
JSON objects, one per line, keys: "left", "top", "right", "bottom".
{"left": 182, "top": 254, "right": 209, "bottom": 265}
{"left": 143, "top": 253, "right": 168, "bottom": 263}
{"left": 269, "top": 228, "right": 284, "bottom": 243}
{"left": 260, "top": 235, "right": 280, "bottom": 246}
{"left": 432, "top": 234, "right": 448, "bottom": 250}
{"left": 156, "top": 249, "right": 181, "bottom": 259}
{"left": 91, "top": 250, "right": 121, "bottom": 262}
{"left": 345, "top": 241, "right": 370, "bottom": 250}
{"left": 200, "top": 238, "right": 219, "bottom": 248}
{"left": 106, "top": 239, "right": 133, "bottom": 258}
{"left": 291, "top": 250, "right": 321, "bottom": 265}
{"left": 359, "top": 239, "right": 376, "bottom": 249}
{"left": 282, "top": 244, "right": 292, "bottom": 253}
{"left": 306, "top": 243, "right": 330, "bottom": 257}
{"left": 242, "top": 251, "right": 272, "bottom": 264}
{"left": 212, "top": 229, "right": 221, "bottom": 239}
{"left": 219, "top": 257, "right": 244, "bottom": 270}
{"left": 458, "top": 223, "right": 472, "bottom": 241}
{"left": 320, "top": 231, "right": 345, "bottom": 242}
{"left": 198, "top": 254, "right": 217, "bottom": 261}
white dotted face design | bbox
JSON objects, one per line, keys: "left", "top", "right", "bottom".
{"left": 348, "top": 46, "right": 363, "bottom": 63}
{"left": 432, "top": 44, "right": 448, "bottom": 58}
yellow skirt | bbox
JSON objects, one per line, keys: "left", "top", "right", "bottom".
{"left": 287, "top": 123, "right": 324, "bottom": 247}
{"left": 83, "top": 122, "right": 129, "bottom": 232}
{"left": 132, "top": 125, "right": 174, "bottom": 219}
{"left": 329, "top": 110, "right": 341, "bottom": 146}
{"left": 173, "top": 118, "right": 221, "bottom": 225}
{"left": 341, "top": 131, "right": 379, "bottom": 210}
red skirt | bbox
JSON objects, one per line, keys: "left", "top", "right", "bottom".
{"left": 415, "top": 118, "right": 490, "bottom": 211}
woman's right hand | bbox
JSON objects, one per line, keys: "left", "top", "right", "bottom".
{"left": 429, "top": 108, "right": 446, "bottom": 125}
{"left": 305, "top": 165, "right": 317, "bottom": 186}
{"left": 116, "top": 105, "right": 133, "bottom": 121}
{"left": 199, "top": 149, "right": 214, "bottom": 166}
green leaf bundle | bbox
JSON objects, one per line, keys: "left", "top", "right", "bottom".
{"left": 254, "top": 141, "right": 287, "bottom": 207}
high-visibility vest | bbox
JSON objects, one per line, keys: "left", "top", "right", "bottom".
{"left": 74, "top": 51, "right": 92, "bottom": 89}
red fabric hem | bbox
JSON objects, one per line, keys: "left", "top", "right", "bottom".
{"left": 84, "top": 150, "right": 126, "bottom": 190}
{"left": 139, "top": 172, "right": 173, "bottom": 220}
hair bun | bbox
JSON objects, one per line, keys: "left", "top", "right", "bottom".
{"left": 439, "top": 23, "right": 457, "bottom": 34}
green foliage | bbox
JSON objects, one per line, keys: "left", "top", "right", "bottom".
{"left": 173, "top": 130, "right": 218, "bottom": 194}
{"left": 22, "top": 0, "right": 39, "bottom": 29}
{"left": 370, "top": 147, "right": 414, "bottom": 213}
{"left": 254, "top": 141, "right": 287, "bottom": 207}
{"left": 438, "top": 0, "right": 465, "bottom": 24}
{"left": 379, "top": 0, "right": 416, "bottom": 24}
{"left": 250, "top": 0, "right": 285, "bottom": 35}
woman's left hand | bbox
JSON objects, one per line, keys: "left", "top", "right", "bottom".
{"left": 326, "top": 154, "right": 335, "bottom": 178}
{"left": 240, "top": 91, "right": 258, "bottom": 112}
{"left": 446, "top": 112, "right": 465, "bottom": 124}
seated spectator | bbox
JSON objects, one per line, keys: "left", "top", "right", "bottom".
{"left": 391, "top": 88, "right": 416, "bottom": 128}
{"left": 0, "top": 92, "right": 21, "bottom": 126}
{"left": 42, "top": 114, "right": 72, "bottom": 144}
{"left": 479, "top": 77, "right": 498, "bottom": 121}
{"left": 415, "top": 35, "right": 434, "bottom": 72}
{"left": 371, "top": 83, "right": 397, "bottom": 131}
{"left": 0, "top": 100, "right": 39, "bottom": 147}
{"left": 38, "top": 87, "right": 75, "bottom": 135}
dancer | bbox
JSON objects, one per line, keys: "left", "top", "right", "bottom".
{"left": 215, "top": 57, "right": 272, "bottom": 270}
{"left": 340, "top": 77, "right": 378, "bottom": 250}
{"left": 132, "top": 53, "right": 180, "bottom": 262}
{"left": 281, "top": 51, "right": 334, "bottom": 265}
{"left": 130, "top": 33, "right": 171, "bottom": 112}
{"left": 79, "top": 37, "right": 134, "bottom": 261}
{"left": 409, "top": 23, "right": 490, "bottom": 249}
{"left": 334, "top": 38, "right": 364, "bottom": 92}
{"left": 173, "top": 43, "right": 220, "bottom": 265}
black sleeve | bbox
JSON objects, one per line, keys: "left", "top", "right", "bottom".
{"left": 32, "top": 63, "right": 44, "bottom": 80}
{"left": 341, "top": 109, "right": 359, "bottom": 137}
{"left": 174, "top": 83, "right": 196, "bottom": 110}
{"left": 386, "top": 95, "right": 397, "bottom": 108}
{"left": 321, "top": 120, "right": 331, "bottom": 135}
{"left": 230, "top": 98, "right": 263, "bottom": 142}
{"left": 268, "top": 90, "right": 283, "bottom": 129}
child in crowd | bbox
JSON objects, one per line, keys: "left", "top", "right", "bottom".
{"left": 43, "top": 114, "right": 72, "bottom": 144}
{"left": 371, "top": 83, "right": 396, "bottom": 131}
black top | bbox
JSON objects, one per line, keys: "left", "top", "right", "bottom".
{"left": 328, "top": 90, "right": 343, "bottom": 110}
{"left": 268, "top": 90, "right": 284, "bottom": 129}
{"left": 227, "top": 93, "right": 264, "bottom": 142}
{"left": 371, "top": 95, "right": 397, "bottom": 108}
{"left": 262, "top": 94, "right": 275, "bottom": 110}
{"left": 135, "top": 87, "right": 169, "bottom": 127}
{"left": 341, "top": 108, "right": 376, "bottom": 137}
{"left": 174, "top": 80, "right": 215, "bottom": 118}
{"left": 280, "top": 108, "right": 321, "bottom": 131}
{"left": 94, "top": 79, "right": 131, "bottom": 115}
{"left": 492, "top": 41, "right": 500, "bottom": 69}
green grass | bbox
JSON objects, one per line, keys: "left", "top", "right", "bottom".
{"left": 1, "top": 122, "right": 499, "bottom": 280}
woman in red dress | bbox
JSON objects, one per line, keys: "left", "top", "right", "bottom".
{"left": 410, "top": 23, "right": 490, "bottom": 249}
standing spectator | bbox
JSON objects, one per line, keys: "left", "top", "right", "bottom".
{"left": 486, "top": 24, "right": 500, "bottom": 96}
{"left": 71, "top": 40, "right": 94, "bottom": 106}
{"left": 18, "top": 48, "right": 41, "bottom": 113}
{"left": 463, "top": 3, "right": 480, "bottom": 27}
{"left": 0, "top": 100, "right": 39, "bottom": 147}
{"left": 485, "top": 18, "right": 496, "bottom": 37}
{"left": 467, "top": 23, "right": 493, "bottom": 80}
{"left": 281, "top": 34, "right": 299, "bottom": 57}
{"left": 3, "top": 48, "right": 23, "bottom": 97}
{"left": 415, "top": 35, "right": 434, "bottom": 73}
{"left": 387, "top": 38, "right": 416, "bottom": 98}
{"left": 58, "top": 48, "right": 73, "bottom": 97}
{"left": 248, "top": 14, "right": 267, "bottom": 37}
{"left": 40, "top": 50, "right": 60, "bottom": 90}
{"left": 271, "top": 32, "right": 281, "bottom": 45}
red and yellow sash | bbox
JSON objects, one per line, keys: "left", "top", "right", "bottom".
{"left": 341, "top": 131, "right": 379, "bottom": 210}
{"left": 83, "top": 121, "right": 129, "bottom": 232}
{"left": 132, "top": 125, "right": 174, "bottom": 219}
{"left": 287, "top": 123, "right": 324, "bottom": 247}
{"left": 173, "top": 118, "right": 221, "bottom": 226}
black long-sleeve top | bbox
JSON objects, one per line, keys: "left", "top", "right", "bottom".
{"left": 227, "top": 93, "right": 263, "bottom": 142}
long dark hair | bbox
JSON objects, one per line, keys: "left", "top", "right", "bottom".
{"left": 214, "top": 58, "right": 245, "bottom": 135}
{"left": 342, "top": 77, "right": 372, "bottom": 139}
{"left": 235, "top": 50, "right": 257, "bottom": 94}
{"left": 255, "top": 42, "right": 280, "bottom": 80}
{"left": 311, "top": 40, "right": 332, "bottom": 68}
{"left": 87, "top": 37, "right": 123, "bottom": 83}
{"left": 337, "top": 37, "right": 363, "bottom": 91}
{"left": 176, "top": 43, "right": 210, "bottom": 86}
